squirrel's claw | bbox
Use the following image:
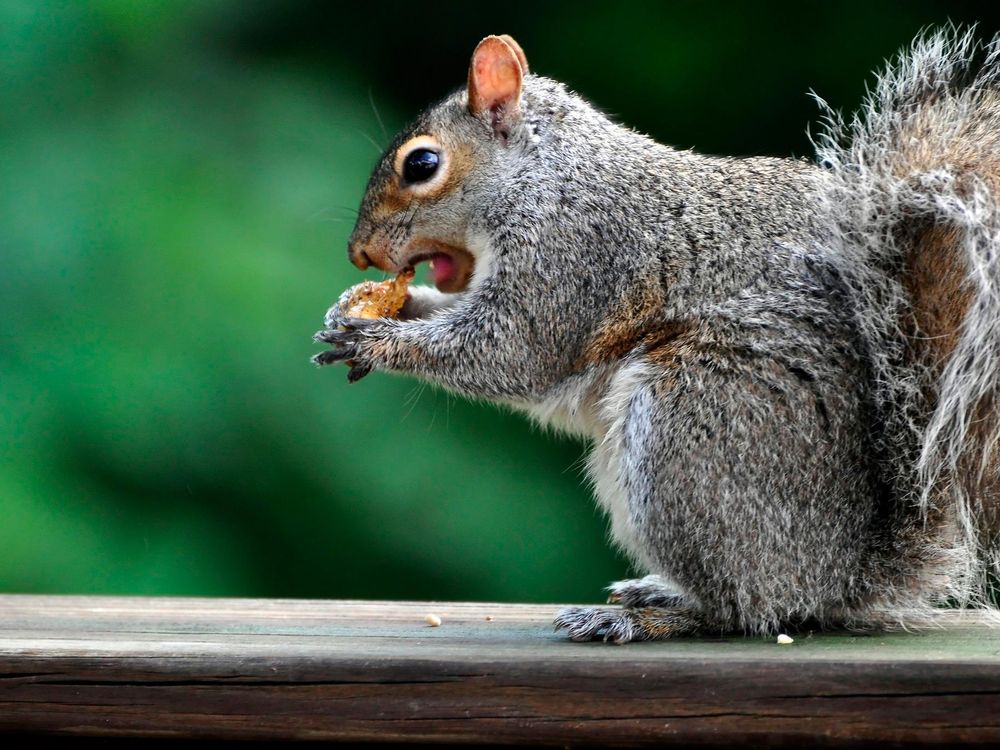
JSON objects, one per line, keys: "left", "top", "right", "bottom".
{"left": 312, "top": 345, "right": 358, "bottom": 366}
{"left": 315, "top": 316, "right": 377, "bottom": 338}
{"left": 313, "top": 317, "right": 381, "bottom": 379}
{"left": 312, "top": 337, "right": 374, "bottom": 383}
{"left": 347, "top": 363, "right": 373, "bottom": 383}
{"left": 313, "top": 327, "right": 352, "bottom": 345}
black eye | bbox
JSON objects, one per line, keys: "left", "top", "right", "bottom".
{"left": 402, "top": 148, "right": 440, "bottom": 184}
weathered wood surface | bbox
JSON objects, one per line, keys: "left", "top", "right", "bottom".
{"left": 1, "top": 595, "right": 999, "bottom": 747}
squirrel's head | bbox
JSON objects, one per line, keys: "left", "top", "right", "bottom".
{"left": 347, "top": 35, "right": 532, "bottom": 294}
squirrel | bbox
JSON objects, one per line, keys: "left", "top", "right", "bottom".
{"left": 314, "top": 31, "right": 1000, "bottom": 642}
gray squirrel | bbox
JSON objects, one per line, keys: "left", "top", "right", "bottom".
{"left": 314, "top": 31, "right": 1000, "bottom": 642}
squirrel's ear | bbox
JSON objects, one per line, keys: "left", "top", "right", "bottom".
{"left": 468, "top": 35, "right": 525, "bottom": 137}
{"left": 496, "top": 35, "right": 529, "bottom": 74}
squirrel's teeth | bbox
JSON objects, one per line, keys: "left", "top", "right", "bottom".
{"left": 429, "top": 259, "right": 436, "bottom": 271}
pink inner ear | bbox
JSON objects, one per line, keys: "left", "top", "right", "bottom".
{"left": 469, "top": 37, "right": 522, "bottom": 115}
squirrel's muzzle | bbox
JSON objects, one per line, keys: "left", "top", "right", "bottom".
{"left": 349, "top": 231, "right": 406, "bottom": 274}
{"left": 348, "top": 228, "right": 394, "bottom": 272}
{"left": 348, "top": 224, "right": 474, "bottom": 293}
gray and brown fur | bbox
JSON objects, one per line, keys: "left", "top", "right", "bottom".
{"left": 315, "top": 30, "right": 1000, "bottom": 641}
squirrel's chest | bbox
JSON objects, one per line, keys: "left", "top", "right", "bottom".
{"left": 519, "top": 367, "right": 614, "bottom": 440}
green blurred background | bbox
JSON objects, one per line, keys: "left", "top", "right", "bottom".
{"left": 3, "top": 0, "right": 999, "bottom": 603}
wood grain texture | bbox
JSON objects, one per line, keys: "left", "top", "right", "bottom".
{"left": 1, "top": 595, "right": 999, "bottom": 746}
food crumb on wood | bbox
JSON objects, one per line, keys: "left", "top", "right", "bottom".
{"left": 776, "top": 633, "right": 794, "bottom": 645}
{"left": 424, "top": 613, "right": 442, "bottom": 627}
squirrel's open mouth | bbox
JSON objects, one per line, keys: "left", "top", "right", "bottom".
{"left": 403, "top": 241, "right": 474, "bottom": 294}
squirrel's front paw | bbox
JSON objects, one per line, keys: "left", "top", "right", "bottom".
{"left": 312, "top": 317, "right": 380, "bottom": 383}
{"left": 321, "top": 286, "right": 362, "bottom": 330}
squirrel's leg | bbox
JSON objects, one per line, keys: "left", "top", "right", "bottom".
{"left": 635, "top": 353, "right": 872, "bottom": 636}
{"left": 557, "top": 348, "right": 877, "bottom": 642}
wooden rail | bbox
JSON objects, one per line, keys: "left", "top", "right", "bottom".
{"left": 0, "top": 595, "right": 998, "bottom": 746}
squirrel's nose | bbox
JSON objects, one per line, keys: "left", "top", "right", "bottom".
{"left": 348, "top": 241, "right": 372, "bottom": 270}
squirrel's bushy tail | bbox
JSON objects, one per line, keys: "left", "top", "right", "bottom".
{"left": 814, "top": 27, "right": 1000, "bottom": 611}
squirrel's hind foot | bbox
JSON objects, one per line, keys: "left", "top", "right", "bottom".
{"left": 554, "top": 605, "right": 701, "bottom": 643}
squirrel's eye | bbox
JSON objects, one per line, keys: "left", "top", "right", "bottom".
{"left": 402, "top": 148, "right": 440, "bottom": 184}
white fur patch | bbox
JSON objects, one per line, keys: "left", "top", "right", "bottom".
{"left": 523, "top": 367, "right": 608, "bottom": 439}
{"left": 589, "top": 360, "right": 656, "bottom": 566}
{"left": 464, "top": 228, "right": 496, "bottom": 294}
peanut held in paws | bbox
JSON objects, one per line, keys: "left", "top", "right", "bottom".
{"left": 343, "top": 269, "right": 414, "bottom": 321}
{"left": 312, "top": 270, "right": 412, "bottom": 379}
